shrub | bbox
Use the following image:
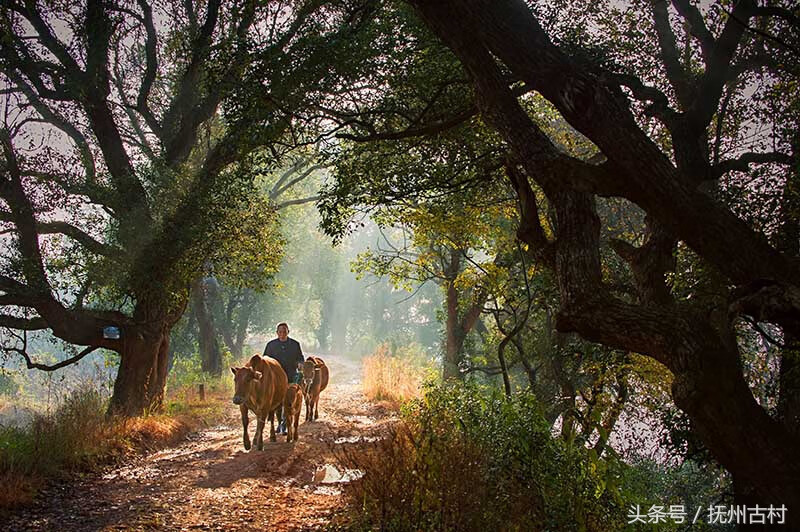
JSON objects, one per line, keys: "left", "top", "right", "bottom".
{"left": 338, "top": 382, "right": 630, "bottom": 531}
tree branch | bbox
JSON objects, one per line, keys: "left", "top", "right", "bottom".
{"left": 0, "top": 314, "right": 47, "bottom": 330}
{"left": 337, "top": 106, "right": 478, "bottom": 142}
{"left": 710, "top": 151, "right": 793, "bottom": 179}
{"left": 6, "top": 71, "right": 97, "bottom": 183}
{"left": 9, "top": 342, "right": 101, "bottom": 372}
{"left": 275, "top": 195, "right": 321, "bottom": 210}
{"left": 652, "top": 0, "right": 694, "bottom": 107}
{"left": 670, "top": 0, "right": 715, "bottom": 65}
{"left": 134, "top": 0, "right": 163, "bottom": 138}
{"left": 36, "top": 221, "right": 123, "bottom": 258}
{"left": 0, "top": 129, "right": 51, "bottom": 293}
{"left": 271, "top": 163, "right": 325, "bottom": 200}
{"left": 687, "top": 0, "right": 756, "bottom": 132}
{"left": 613, "top": 72, "right": 677, "bottom": 125}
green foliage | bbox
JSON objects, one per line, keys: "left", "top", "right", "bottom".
{"left": 0, "top": 369, "right": 19, "bottom": 396}
{"left": 347, "top": 381, "right": 631, "bottom": 531}
{"left": 621, "top": 458, "right": 732, "bottom": 532}
{"left": 167, "top": 347, "right": 234, "bottom": 393}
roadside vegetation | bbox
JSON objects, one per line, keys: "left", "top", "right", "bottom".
{"left": 361, "top": 342, "right": 431, "bottom": 408}
{"left": 0, "top": 370, "right": 232, "bottom": 509}
{"left": 339, "top": 379, "right": 727, "bottom": 532}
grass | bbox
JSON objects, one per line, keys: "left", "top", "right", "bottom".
{"left": 361, "top": 348, "right": 426, "bottom": 408}
{"left": 0, "top": 376, "right": 232, "bottom": 509}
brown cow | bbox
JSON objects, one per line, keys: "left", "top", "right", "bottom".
{"left": 283, "top": 383, "right": 303, "bottom": 442}
{"left": 301, "top": 356, "right": 329, "bottom": 422}
{"left": 231, "top": 354, "right": 288, "bottom": 450}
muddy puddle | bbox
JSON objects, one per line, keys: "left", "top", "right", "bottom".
{"left": 333, "top": 435, "right": 381, "bottom": 444}
{"left": 313, "top": 464, "right": 364, "bottom": 484}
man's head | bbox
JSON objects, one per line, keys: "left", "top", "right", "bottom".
{"left": 276, "top": 322, "right": 289, "bottom": 341}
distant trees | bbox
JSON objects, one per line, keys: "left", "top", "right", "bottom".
{"left": 351, "top": 202, "right": 507, "bottom": 379}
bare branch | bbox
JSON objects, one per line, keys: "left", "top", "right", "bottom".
{"left": 275, "top": 195, "right": 321, "bottom": 210}
{"left": 710, "top": 151, "right": 793, "bottom": 179}
{"left": 10, "top": 342, "right": 101, "bottom": 372}
{"left": 670, "top": 0, "right": 715, "bottom": 64}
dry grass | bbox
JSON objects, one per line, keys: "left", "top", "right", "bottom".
{"left": 0, "top": 381, "right": 231, "bottom": 509}
{"left": 0, "top": 470, "right": 42, "bottom": 508}
{"left": 362, "top": 350, "right": 424, "bottom": 408}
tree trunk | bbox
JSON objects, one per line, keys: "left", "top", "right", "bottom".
{"left": 441, "top": 248, "right": 488, "bottom": 380}
{"left": 776, "top": 165, "right": 800, "bottom": 435}
{"left": 408, "top": 0, "right": 800, "bottom": 519}
{"left": 192, "top": 278, "right": 222, "bottom": 376}
{"left": 497, "top": 335, "right": 512, "bottom": 397}
{"left": 778, "top": 330, "right": 800, "bottom": 436}
{"left": 317, "top": 296, "right": 334, "bottom": 353}
{"left": 443, "top": 280, "right": 462, "bottom": 380}
{"left": 108, "top": 326, "right": 171, "bottom": 416}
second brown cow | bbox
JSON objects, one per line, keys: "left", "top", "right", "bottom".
{"left": 301, "top": 356, "right": 329, "bottom": 422}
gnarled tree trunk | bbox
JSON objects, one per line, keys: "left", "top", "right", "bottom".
{"left": 108, "top": 325, "right": 171, "bottom": 416}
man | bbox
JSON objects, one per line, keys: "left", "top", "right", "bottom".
{"left": 263, "top": 322, "right": 304, "bottom": 434}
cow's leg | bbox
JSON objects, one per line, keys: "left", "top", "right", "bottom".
{"left": 269, "top": 410, "right": 277, "bottom": 442}
{"left": 240, "top": 404, "right": 251, "bottom": 450}
{"left": 286, "top": 409, "right": 293, "bottom": 443}
{"left": 294, "top": 410, "right": 300, "bottom": 441}
{"left": 314, "top": 394, "right": 320, "bottom": 420}
{"left": 305, "top": 393, "right": 312, "bottom": 422}
{"left": 255, "top": 416, "right": 266, "bottom": 450}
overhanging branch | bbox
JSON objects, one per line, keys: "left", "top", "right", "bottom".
{"left": 0, "top": 314, "right": 47, "bottom": 330}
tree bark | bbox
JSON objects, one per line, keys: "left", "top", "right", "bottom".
{"left": 192, "top": 277, "right": 222, "bottom": 376}
{"left": 443, "top": 278, "right": 462, "bottom": 380}
{"left": 108, "top": 325, "right": 171, "bottom": 416}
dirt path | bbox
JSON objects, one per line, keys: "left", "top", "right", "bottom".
{"left": 5, "top": 356, "right": 394, "bottom": 532}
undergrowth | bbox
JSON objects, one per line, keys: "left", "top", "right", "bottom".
{"left": 337, "top": 382, "right": 631, "bottom": 532}
{"left": 0, "top": 374, "right": 231, "bottom": 509}
{"left": 362, "top": 342, "right": 430, "bottom": 408}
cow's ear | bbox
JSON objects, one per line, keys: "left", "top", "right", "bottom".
{"left": 230, "top": 367, "right": 238, "bottom": 375}
{"left": 253, "top": 370, "right": 263, "bottom": 381}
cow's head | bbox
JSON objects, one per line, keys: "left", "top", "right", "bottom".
{"left": 231, "top": 366, "right": 262, "bottom": 405}
{"left": 302, "top": 360, "right": 317, "bottom": 393}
